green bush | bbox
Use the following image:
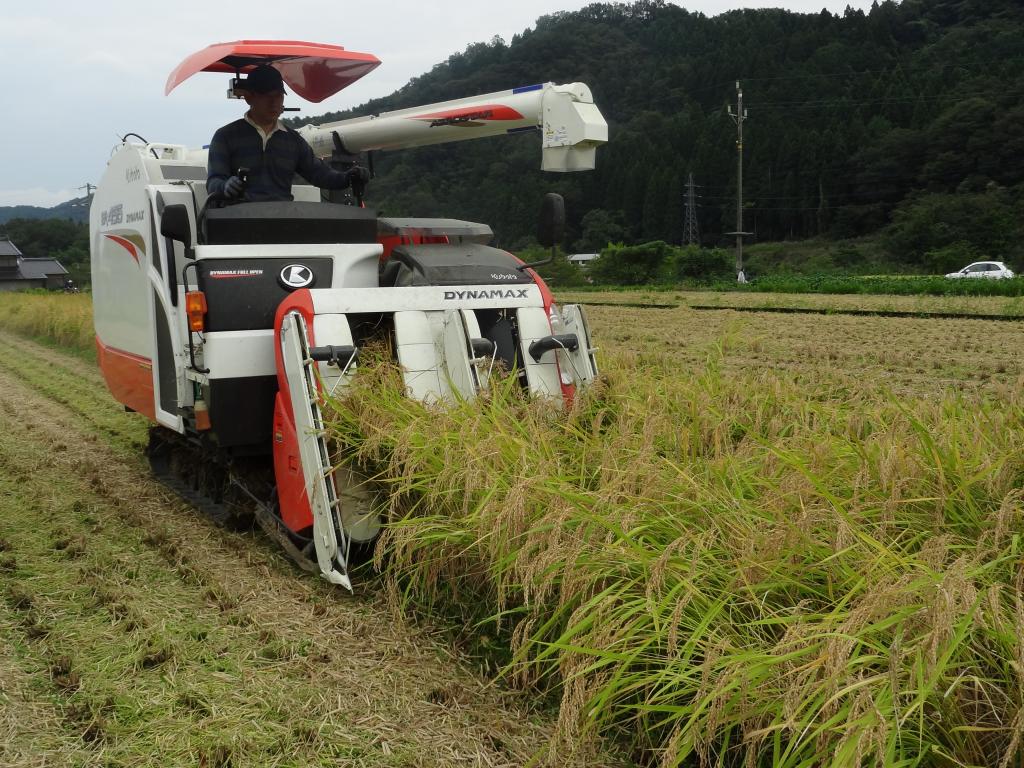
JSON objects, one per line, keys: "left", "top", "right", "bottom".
{"left": 519, "top": 246, "right": 588, "bottom": 288}
{"left": 921, "top": 242, "right": 983, "bottom": 274}
{"left": 667, "top": 245, "right": 732, "bottom": 280}
{"left": 589, "top": 240, "right": 672, "bottom": 285}
{"left": 833, "top": 244, "right": 865, "bottom": 269}
{"left": 587, "top": 241, "right": 734, "bottom": 286}
{"left": 882, "top": 191, "right": 1021, "bottom": 266}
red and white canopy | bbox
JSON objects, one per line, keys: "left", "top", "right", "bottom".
{"left": 165, "top": 40, "right": 381, "bottom": 103}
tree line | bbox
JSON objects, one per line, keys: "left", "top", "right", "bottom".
{"left": 293, "top": 0, "right": 1024, "bottom": 267}
{"left": 9, "top": 0, "right": 1024, "bottom": 283}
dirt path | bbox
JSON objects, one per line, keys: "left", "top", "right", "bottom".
{"left": 0, "top": 331, "right": 619, "bottom": 768}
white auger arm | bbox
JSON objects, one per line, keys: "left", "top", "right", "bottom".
{"left": 165, "top": 42, "right": 608, "bottom": 171}
{"left": 296, "top": 83, "right": 608, "bottom": 172}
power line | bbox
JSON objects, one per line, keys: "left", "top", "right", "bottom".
{"left": 702, "top": 187, "right": 915, "bottom": 201}
{"left": 683, "top": 67, "right": 893, "bottom": 97}
{"left": 750, "top": 93, "right": 1002, "bottom": 108}
{"left": 742, "top": 205, "right": 861, "bottom": 211}
{"left": 682, "top": 63, "right": 1021, "bottom": 99}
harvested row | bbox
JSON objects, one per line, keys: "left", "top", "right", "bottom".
{"left": 0, "top": 330, "right": 621, "bottom": 768}
{"left": 558, "top": 288, "right": 1024, "bottom": 317}
{"left": 0, "top": 330, "right": 146, "bottom": 457}
{"left": 586, "top": 305, "right": 1024, "bottom": 397}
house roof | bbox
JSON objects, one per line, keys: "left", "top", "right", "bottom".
{"left": 0, "top": 238, "right": 23, "bottom": 257}
{"left": 18, "top": 258, "right": 69, "bottom": 279}
{"left": 568, "top": 253, "right": 599, "bottom": 262}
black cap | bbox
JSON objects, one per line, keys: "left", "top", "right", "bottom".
{"left": 238, "top": 65, "right": 286, "bottom": 94}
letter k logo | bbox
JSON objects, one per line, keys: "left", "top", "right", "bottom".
{"left": 279, "top": 264, "right": 315, "bottom": 289}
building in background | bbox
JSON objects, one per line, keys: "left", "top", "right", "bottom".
{"left": 568, "top": 253, "right": 599, "bottom": 268}
{"left": 0, "top": 237, "right": 70, "bottom": 291}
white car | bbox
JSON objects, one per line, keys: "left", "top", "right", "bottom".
{"left": 945, "top": 261, "right": 1015, "bottom": 279}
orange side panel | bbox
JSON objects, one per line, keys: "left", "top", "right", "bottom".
{"left": 95, "top": 336, "right": 157, "bottom": 422}
{"left": 273, "top": 393, "right": 313, "bottom": 533}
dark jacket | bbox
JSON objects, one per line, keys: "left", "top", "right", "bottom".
{"left": 206, "top": 118, "right": 350, "bottom": 202}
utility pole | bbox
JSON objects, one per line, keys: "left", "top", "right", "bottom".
{"left": 727, "top": 81, "right": 751, "bottom": 283}
{"left": 683, "top": 172, "right": 700, "bottom": 246}
{"left": 72, "top": 183, "right": 95, "bottom": 209}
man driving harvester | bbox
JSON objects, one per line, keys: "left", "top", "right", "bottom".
{"left": 207, "top": 64, "right": 370, "bottom": 202}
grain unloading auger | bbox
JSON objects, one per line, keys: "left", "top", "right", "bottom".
{"left": 91, "top": 41, "right": 605, "bottom": 589}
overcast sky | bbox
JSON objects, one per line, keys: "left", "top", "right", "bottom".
{"left": 2, "top": 0, "right": 878, "bottom": 208}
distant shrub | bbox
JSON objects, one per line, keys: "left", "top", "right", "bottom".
{"left": 921, "top": 241, "right": 981, "bottom": 274}
{"left": 883, "top": 191, "right": 1020, "bottom": 265}
{"left": 589, "top": 240, "right": 672, "bottom": 285}
{"left": 589, "top": 242, "right": 732, "bottom": 285}
{"left": 833, "top": 244, "right": 865, "bottom": 268}
{"left": 668, "top": 245, "right": 732, "bottom": 280}
{"left": 519, "top": 247, "right": 588, "bottom": 287}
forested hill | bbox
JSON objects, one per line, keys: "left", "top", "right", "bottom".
{"left": 294, "top": 0, "right": 1024, "bottom": 259}
{"left": 0, "top": 197, "right": 90, "bottom": 225}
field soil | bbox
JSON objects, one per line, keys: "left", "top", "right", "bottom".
{"left": 0, "top": 329, "right": 619, "bottom": 768}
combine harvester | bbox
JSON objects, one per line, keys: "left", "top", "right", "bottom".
{"left": 90, "top": 41, "right": 605, "bottom": 589}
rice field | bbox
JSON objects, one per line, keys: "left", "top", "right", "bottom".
{"left": 325, "top": 295, "right": 1024, "bottom": 766}
{"left": 0, "top": 291, "right": 95, "bottom": 356}
{"left": 3, "top": 290, "right": 1024, "bottom": 766}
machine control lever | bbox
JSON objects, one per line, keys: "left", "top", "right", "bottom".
{"left": 528, "top": 333, "right": 579, "bottom": 362}
{"left": 470, "top": 338, "right": 496, "bottom": 359}
{"left": 308, "top": 345, "right": 358, "bottom": 369}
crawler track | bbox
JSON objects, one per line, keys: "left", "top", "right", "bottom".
{"left": 147, "top": 425, "right": 322, "bottom": 573}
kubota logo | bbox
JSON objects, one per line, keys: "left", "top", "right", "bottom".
{"left": 279, "top": 264, "right": 314, "bottom": 290}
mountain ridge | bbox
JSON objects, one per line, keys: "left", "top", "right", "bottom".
{"left": 293, "top": 0, "right": 1024, "bottom": 256}
{"left": 0, "top": 197, "right": 91, "bottom": 226}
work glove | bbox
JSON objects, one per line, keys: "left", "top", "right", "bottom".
{"left": 346, "top": 166, "right": 371, "bottom": 192}
{"left": 223, "top": 175, "right": 246, "bottom": 199}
